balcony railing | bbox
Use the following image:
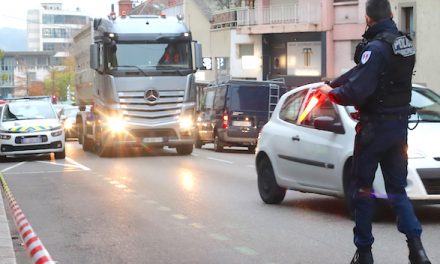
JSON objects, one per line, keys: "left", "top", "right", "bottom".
{"left": 210, "top": 0, "right": 321, "bottom": 30}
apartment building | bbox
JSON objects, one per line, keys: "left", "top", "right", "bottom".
{"left": 27, "top": 3, "right": 89, "bottom": 65}
{"left": 129, "top": 0, "right": 439, "bottom": 91}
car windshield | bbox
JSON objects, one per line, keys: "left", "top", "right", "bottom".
{"left": 2, "top": 102, "right": 57, "bottom": 121}
{"left": 109, "top": 41, "right": 191, "bottom": 70}
{"left": 228, "top": 84, "right": 269, "bottom": 112}
{"left": 63, "top": 107, "right": 79, "bottom": 118}
{"left": 345, "top": 87, "right": 440, "bottom": 122}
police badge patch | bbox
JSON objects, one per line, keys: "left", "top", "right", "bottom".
{"left": 361, "top": 51, "right": 371, "bottom": 64}
{"left": 392, "top": 36, "right": 416, "bottom": 57}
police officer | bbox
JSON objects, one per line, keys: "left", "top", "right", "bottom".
{"left": 318, "top": 0, "right": 431, "bottom": 263}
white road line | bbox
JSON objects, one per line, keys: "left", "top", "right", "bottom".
{"left": 65, "top": 157, "right": 91, "bottom": 171}
{"left": 4, "top": 170, "right": 82, "bottom": 175}
{"left": 37, "top": 161, "right": 78, "bottom": 168}
{"left": 247, "top": 165, "right": 255, "bottom": 169}
{"left": 1, "top": 162, "right": 27, "bottom": 172}
{"left": 207, "top": 157, "right": 233, "bottom": 164}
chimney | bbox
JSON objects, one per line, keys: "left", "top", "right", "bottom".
{"left": 118, "top": 0, "right": 133, "bottom": 16}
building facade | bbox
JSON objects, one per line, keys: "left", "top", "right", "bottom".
{"left": 126, "top": 0, "right": 439, "bottom": 91}
{"left": 0, "top": 52, "right": 54, "bottom": 98}
{"left": 27, "top": 3, "right": 89, "bottom": 65}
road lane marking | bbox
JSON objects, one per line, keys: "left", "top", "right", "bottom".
{"left": 4, "top": 170, "right": 81, "bottom": 175}
{"left": 207, "top": 157, "right": 233, "bottom": 164}
{"left": 234, "top": 246, "right": 257, "bottom": 256}
{"left": 158, "top": 206, "right": 171, "bottom": 211}
{"left": 172, "top": 214, "right": 188, "bottom": 220}
{"left": 209, "top": 233, "right": 229, "bottom": 241}
{"left": 65, "top": 157, "right": 91, "bottom": 171}
{"left": 1, "top": 162, "right": 26, "bottom": 172}
{"left": 189, "top": 223, "right": 205, "bottom": 229}
{"left": 37, "top": 161, "right": 78, "bottom": 168}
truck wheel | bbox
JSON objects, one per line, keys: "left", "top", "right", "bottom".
{"left": 82, "top": 136, "right": 94, "bottom": 152}
{"left": 213, "top": 135, "right": 223, "bottom": 152}
{"left": 78, "top": 125, "right": 83, "bottom": 144}
{"left": 54, "top": 148, "right": 66, "bottom": 159}
{"left": 176, "top": 144, "right": 193, "bottom": 155}
{"left": 257, "top": 157, "right": 286, "bottom": 204}
{"left": 95, "top": 130, "right": 113, "bottom": 157}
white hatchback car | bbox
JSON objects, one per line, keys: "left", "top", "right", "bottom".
{"left": 256, "top": 83, "right": 440, "bottom": 206}
{"left": 0, "top": 99, "right": 65, "bottom": 160}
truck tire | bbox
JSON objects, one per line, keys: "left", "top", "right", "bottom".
{"left": 82, "top": 136, "right": 94, "bottom": 152}
{"left": 54, "top": 148, "right": 66, "bottom": 159}
{"left": 176, "top": 144, "right": 193, "bottom": 155}
{"left": 95, "top": 129, "right": 113, "bottom": 157}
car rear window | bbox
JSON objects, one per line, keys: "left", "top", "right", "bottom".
{"left": 228, "top": 84, "right": 269, "bottom": 112}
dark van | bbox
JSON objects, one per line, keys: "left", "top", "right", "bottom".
{"left": 195, "top": 79, "right": 287, "bottom": 152}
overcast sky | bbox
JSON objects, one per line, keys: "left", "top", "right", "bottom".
{"left": 0, "top": 0, "right": 121, "bottom": 29}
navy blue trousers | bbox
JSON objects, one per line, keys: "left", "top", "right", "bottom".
{"left": 351, "top": 118, "right": 422, "bottom": 249}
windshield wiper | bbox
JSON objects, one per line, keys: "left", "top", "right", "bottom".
{"left": 116, "top": 65, "right": 150, "bottom": 77}
{"left": 156, "top": 65, "right": 189, "bottom": 76}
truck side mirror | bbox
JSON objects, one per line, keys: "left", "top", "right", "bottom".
{"left": 194, "top": 42, "right": 203, "bottom": 70}
{"left": 90, "top": 44, "right": 99, "bottom": 70}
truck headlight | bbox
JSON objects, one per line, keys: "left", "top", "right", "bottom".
{"left": 106, "top": 116, "right": 126, "bottom": 133}
{"left": 179, "top": 116, "right": 194, "bottom": 130}
{"left": 64, "top": 120, "right": 73, "bottom": 130}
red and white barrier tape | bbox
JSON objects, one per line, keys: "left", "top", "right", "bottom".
{"left": 0, "top": 173, "right": 56, "bottom": 264}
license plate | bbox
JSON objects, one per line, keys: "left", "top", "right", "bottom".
{"left": 142, "top": 137, "right": 163, "bottom": 143}
{"left": 232, "top": 120, "right": 252, "bottom": 127}
{"left": 22, "top": 137, "right": 42, "bottom": 144}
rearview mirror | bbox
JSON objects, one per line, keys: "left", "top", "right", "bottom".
{"left": 314, "top": 116, "right": 345, "bottom": 134}
{"left": 194, "top": 42, "right": 203, "bottom": 69}
{"left": 90, "top": 44, "right": 99, "bottom": 70}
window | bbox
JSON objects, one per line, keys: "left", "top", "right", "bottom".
{"left": 401, "top": 6, "right": 415, "bottom": 39}
{"left": 301, "top": 98, "right": 338, "bottom": 128}
{"left": 213, "top": 86, "right": 227, "bottom": 111}
{"left": 279, "top": 89, "right": 308, "bottom": 124}
{"left": 238, "top": 44, "right": 254, "bottom": 58}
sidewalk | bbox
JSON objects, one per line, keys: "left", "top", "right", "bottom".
{"left": 0, "top": 189, "right": 16, "bottom": 264}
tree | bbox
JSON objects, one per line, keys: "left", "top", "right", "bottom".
{"left": 43, "top": 56, "right": 75, "bottom": 101}
{"left": 0, "top": 49, "right": 4, "bottom": 60}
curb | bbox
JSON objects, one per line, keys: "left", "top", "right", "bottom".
{"left": 0, "top": 173, "right": 56, "bottom": 264}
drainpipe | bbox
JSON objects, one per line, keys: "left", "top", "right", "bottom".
{"left": 321, "top": 0, "right": 334, "bottom": 79}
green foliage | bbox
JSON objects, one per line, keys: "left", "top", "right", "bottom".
{"left": 0, "top": 49, "right": 4, "bottom": 60}
{"left": 43, "top": 57, "right": 75, "bottom": 101}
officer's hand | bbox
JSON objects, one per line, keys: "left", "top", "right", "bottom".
{"left": 318, "top": 84, "right": 332, "bottom": 95}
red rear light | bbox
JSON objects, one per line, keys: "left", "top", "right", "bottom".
{"left": 222, "top": 113, "right": 229, "bottom": 129}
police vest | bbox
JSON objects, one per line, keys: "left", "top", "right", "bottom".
{"left": 362, "top": 32, "right": 416, "bottom": 114}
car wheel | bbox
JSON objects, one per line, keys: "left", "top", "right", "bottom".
{"left": 176, "top": 144, "right": 193, "bottom": 155}
{"left": 213, "top": 134, "right": 223, "bottom": 152}
{"left": 54, "top": 148, "right": 66, "bottom": 159}
{"left": 257, "top": 157, "right": 286, "bottom": 204}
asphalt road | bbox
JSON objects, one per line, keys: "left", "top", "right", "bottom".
{"left": 1, "top": 142, "right": 440, "bottom": 264}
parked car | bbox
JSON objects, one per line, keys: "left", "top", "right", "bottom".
{"left": 0, "top": 98, "right": 65, "bottom": 160}
{"left": 195, "top": 79, "right": 287, "bottom": 152}
{"left": 60, "top": 106, "right": 79, "bottom": 138}
{"left": 256, "top": 83, "right": 440, "bottom": 207}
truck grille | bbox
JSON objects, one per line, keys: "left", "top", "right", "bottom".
{"left": 417, "top": 168, "right": 440, "bottom": 195}
{"left": 118, "top": 90, "right": 185, "bottom": 119}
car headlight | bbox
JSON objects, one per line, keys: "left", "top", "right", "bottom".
{"left": 106, "top": 116, "right": 126, "bottom": 133}
{"left": 64, "top": 120, "right": 73, "bottom": 130}
{"left": 0, "top": 134, "right": 11, "bottom": 140}
{"left": 407, "top": 146, "right": 425, "bottom": 159}
{"left": 51, "top": 130, "right": 63, "bottom": 137}
{"left": 179, "top": 116, "right": 194, "bottom": 130}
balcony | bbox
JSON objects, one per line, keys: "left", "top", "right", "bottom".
{"left": 211, "top": 0, "right": 322, "bottom": 33}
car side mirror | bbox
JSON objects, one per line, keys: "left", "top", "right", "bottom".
{"left": 60, "top": 114, "right": 67, "bottom": 121}
{"left": 314, "top": 116, "right": 345, "bottom": 134}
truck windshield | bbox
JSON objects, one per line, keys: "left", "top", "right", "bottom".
{"left": 109, "top": 42, "right": 191, "bottom": 70}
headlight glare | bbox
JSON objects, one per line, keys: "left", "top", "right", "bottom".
{"left": 179, "top": 116, "right": 193, "bottom": 130}
{"left": 64, "top": 120, "right": 73, "bottom": 130}
{"left": 106, "top": 116, "right": 126, "bottom": 133}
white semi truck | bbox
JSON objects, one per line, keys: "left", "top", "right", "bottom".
{"left": 72, "top": 13, "right": 203, "bottom": 156}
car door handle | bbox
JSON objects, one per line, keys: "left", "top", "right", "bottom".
{"left": 291, "top": 136, "right": 300, "bottom": 141}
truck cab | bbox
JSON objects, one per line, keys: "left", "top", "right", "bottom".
{"left": 73, "top": 14, "right": 203, "bottom": 156}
